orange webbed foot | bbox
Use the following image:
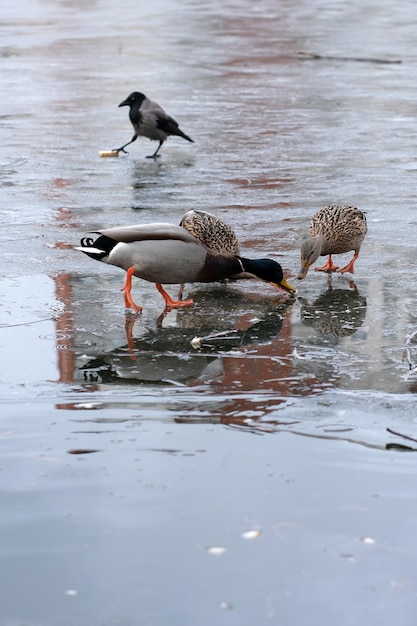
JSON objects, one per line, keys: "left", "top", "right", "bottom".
{"left": 315, "top": 254, "right": 339, "bottom": 273}
{"left": 338, "top": 253, "right": 359, "bottom": 274}
{"left": 156, "top": 284, "right": 194, "bottom": 309}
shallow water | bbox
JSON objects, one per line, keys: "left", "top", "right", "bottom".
{"left": 1, "top": 0, "right": 417, "bottom": 624}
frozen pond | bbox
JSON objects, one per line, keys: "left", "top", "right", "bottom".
{"left": 1, "top": 0, "right": 417, "bottom": 624}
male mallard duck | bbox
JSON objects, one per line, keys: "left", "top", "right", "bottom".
{"left": 297, "top": 204, "right": 367, "bottom": 279}
{"left": 75, "top": 223, "right": 296, "bottom": 313}
{"left": 114, "top": 92, "right": 194, "bottom": 158}
{"left": 179, "top": 209, "right": 240, "bottom": 255}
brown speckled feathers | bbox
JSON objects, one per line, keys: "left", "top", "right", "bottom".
{"left": 308, "top": 204, "right": 367, "bottom": 256}
{"left": 180, "top": 210, "right": 240, "bottom": 255}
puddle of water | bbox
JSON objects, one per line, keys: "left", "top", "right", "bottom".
{"left": 2, "top": 0, "right": 417, "bottom": 624}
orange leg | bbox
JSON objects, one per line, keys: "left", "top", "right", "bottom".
{"left": 121, "top": 267, "right": 142, "bottom": 314}
{"left": 315, "top": 254, "right": 339, "bottom": 273}
{"left": 339, "top": 252, "right": 359, "bottom": 274}
{"left": 155, "top": 283, "right": 194, "bottom": 309}
{"left": 124, "top": 314, "right": 138, "bottom": 359}
{"left": 177, "top": 283, "right": 185, "bottom": 300}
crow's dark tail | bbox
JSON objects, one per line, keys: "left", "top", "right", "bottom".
{"left": 176, "top": 129, "right": 194, "bottom": 143}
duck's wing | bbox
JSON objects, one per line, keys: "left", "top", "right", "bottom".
{"left": 96, "top": 223, "right": 199, "bottom": 244}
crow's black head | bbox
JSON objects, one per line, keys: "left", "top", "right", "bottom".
{"left": 119, "top": 92, "right": 146, "bottom": 108}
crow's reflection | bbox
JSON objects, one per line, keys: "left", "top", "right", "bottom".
{"left": 300, "top": 282, "right": 367, "bottom": 338}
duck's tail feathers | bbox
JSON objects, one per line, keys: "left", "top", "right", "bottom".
{"left": 74, "top": 236, "right": 109, "bottom": 260}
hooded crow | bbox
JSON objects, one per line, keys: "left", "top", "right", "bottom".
{"left": 114, "top": 92, "right": 194, "bottom": 158}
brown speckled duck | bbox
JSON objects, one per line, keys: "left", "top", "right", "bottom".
{"left": 75, "top": 223, "right": 296, "bottom": 313}
{"left": 178, "top": 209, "right": 242, "bottom": 297}
{"left": 179, "top": 209, "right": 240, "bottom": 255}
{"left": 297, "top": 204, "right": 367, "bottom": 279}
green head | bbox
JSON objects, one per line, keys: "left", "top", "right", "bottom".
{"left": 238, "top": 257, "right": 297, "bottom": 295}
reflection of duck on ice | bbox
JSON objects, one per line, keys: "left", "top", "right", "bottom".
{"left": 78, "top": 300, "right": 293, "bottom": 385}
{"left": 299, "top": 281, "right": 367, "bottom": 338}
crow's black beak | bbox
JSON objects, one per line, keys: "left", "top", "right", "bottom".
{"left": 118, "top": 98, "right": 130, "bottom": 107}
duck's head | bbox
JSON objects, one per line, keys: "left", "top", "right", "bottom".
{"left": 239, "top": 257, "right": 297, "bottom": 295}
{"left": 119, "top": 92, "right": 146, "bottom": 108}
{"left": 297, "top": 237, "right": 322, "bottom": 279}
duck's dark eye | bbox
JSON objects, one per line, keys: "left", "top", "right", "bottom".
{"left": 81, "top": 237, "right": 94, "bottom": 247}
